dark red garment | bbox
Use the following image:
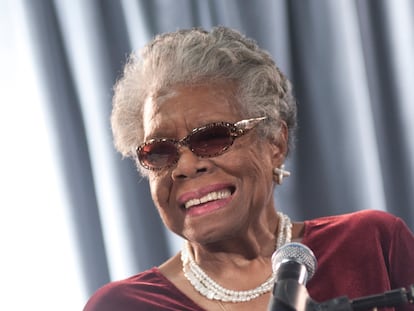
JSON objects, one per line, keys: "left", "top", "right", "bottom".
{"left": 84, "top": 210, "right": 414, "bottom": 310}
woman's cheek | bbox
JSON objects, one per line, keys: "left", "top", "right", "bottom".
{"left": 149, "top": 175, "right": 171, "bottom": 210}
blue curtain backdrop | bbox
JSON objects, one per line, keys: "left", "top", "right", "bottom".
{"left": 18, "top": 0, "right": 414, "bottom": 302}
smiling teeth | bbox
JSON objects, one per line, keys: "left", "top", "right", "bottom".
{"left": 184, "top": 189, "right": 231, "bottom": 209}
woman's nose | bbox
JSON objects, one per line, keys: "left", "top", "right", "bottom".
{"left": 171, "top": 147, "right": 209, "bottom": 180}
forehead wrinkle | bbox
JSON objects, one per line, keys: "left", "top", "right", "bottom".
{"left": 143, "top": 92, "right": 185, "bottom": 141}
{"left": 143, "top": 89, "right": 179, "bottom": 123}
{"left": 143, "top": 84, "right": 243, "bottom": 141}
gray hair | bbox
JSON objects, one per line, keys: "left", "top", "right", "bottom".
{"left": 111, "top": 26, "right": 297, "bottom": 160}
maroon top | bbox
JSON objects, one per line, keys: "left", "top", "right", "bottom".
{"left": 84, "top": 210, "right": 414, "bottom": 310}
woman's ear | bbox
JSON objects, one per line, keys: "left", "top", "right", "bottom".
{"left": 270, "top": 121, "right": 289, "bottom": 167}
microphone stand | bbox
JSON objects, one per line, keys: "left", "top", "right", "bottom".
{"left": 268, "top": 284, "right": 414, "bottom": 311}
{"left": 317, "top": 284, "right": 414, "bottom": 311}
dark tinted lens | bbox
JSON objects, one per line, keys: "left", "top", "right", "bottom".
{"left": 138, "top": 141, "right": 178, "bottom": 169}
{"left": 189, "top": 125, "right": 233, "bottom": 156}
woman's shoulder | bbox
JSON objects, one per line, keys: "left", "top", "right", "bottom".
{"left": 83, "top": 266, "right": 203, "bottom": 311}
{"left": 83, "top": 267, "right": 168, "bottom": 311}
{"left": 96, "top": 266, "right": 166, "bottom": 292}
{"left": 303, "top": 210, "right": 414, "bottom": 302}
{"left": 302, "top": 209, "right": 408, "bottom": 245}
{"left": 305, "top": 209, "right": 399, "bottom": 231}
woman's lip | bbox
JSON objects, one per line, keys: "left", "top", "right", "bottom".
{"left": 177, "top": 183, "right": 234, "bottom": 206}
{"left": 185, "top": 195, "right": 233, "bottom": 216}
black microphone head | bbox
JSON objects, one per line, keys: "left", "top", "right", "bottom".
{"left": 271, "top": 242, "right": 317, "bottom": 282}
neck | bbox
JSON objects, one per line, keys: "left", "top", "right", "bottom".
{"left": 190, "top": 207, "right": 281, "bottom": 262}
{"left": 181, "top": 212, "right": 292, "bottom": 297}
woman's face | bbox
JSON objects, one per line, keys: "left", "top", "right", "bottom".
{"left": 142, "top": 83, "right": 285, "bottom": 244}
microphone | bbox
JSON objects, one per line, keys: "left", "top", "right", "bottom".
{"left": 268, "top": 243, "right": 413, "bottom": 311}
{"left": 268, "top": 242, "right": 317, "bottom": 311}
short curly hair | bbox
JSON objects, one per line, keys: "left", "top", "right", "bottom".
{"left": 111, "top": 26, "right": 297, "bottom": 162}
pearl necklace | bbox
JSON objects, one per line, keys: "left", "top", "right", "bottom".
{"left": 181, "top": 211, "right": 292, "bottom": 302}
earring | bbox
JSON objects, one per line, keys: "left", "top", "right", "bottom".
{"left": 273, "top": 164, "right": 291, "bottom": 185}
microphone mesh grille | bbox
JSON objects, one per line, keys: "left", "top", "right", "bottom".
{"left": 271, "top": 242, "right": 317, "bottom": 280}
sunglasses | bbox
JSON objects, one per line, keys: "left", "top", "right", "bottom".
{"left": 137, "top": 116, "right": 266, "bottom": 170}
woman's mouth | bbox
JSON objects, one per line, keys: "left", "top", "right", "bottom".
{"left": 179, "top": 185, "right": 236, "bottom": 216}
{"left": 184, "top": 188, "right": 232, "bottom": 209}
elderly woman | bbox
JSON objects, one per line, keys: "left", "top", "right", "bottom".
{"left": 84, "top": 27, "right": 414, "bottom": 311}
